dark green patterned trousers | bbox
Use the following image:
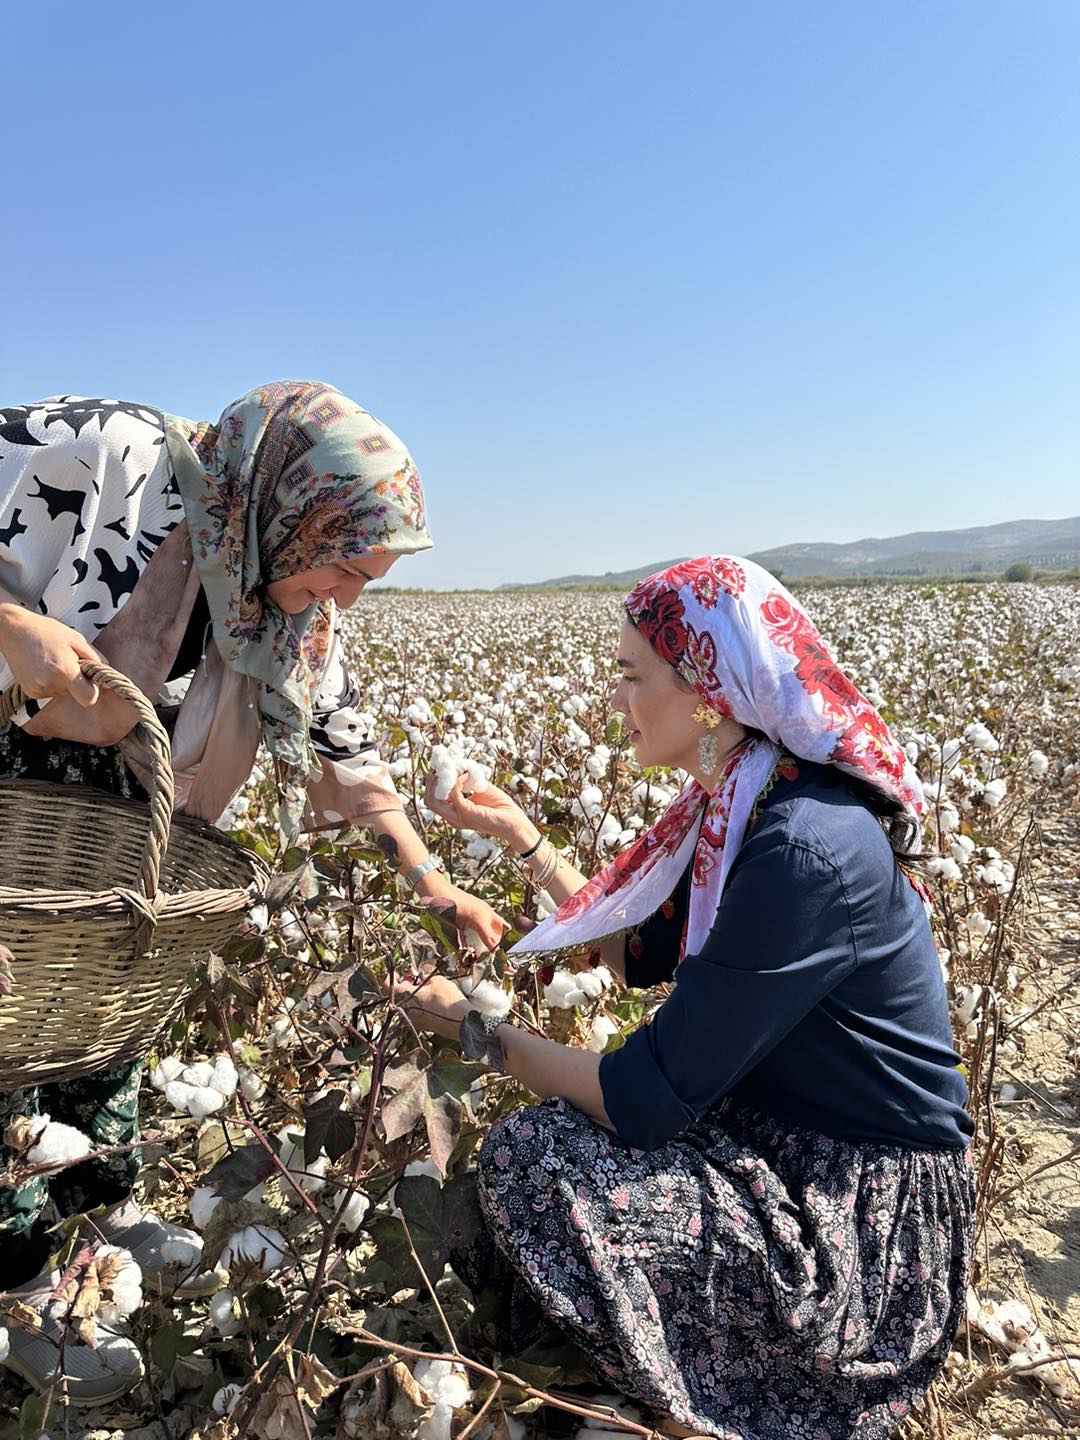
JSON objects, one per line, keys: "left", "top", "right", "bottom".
{"left": 1, "top": 725, "right": 147, "bottom": 1284}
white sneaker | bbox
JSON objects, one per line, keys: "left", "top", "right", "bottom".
{"left": 2, "top": 1278, "right": 143, "bottom": 1407}
{"left": 96, "top": 1197, "right": 223, "bottom": 1299}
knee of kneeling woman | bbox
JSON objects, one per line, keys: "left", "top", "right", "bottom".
{"left": 476, "top": 1100, "right": 560, "bottom": 1190}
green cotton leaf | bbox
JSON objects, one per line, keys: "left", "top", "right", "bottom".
{"left": 303, "top": 1089, "right": 356, "bottom": 1165}
{"left": 357, "top": 1215, "right": 438, "bottom": 1290}
{"left": 346, "top": 963, "right": 382, "bottom": 1002}
{"left": 375, "top": 831, "right": 400, "bottom": 863}
{"left": 205, "top": 1139, "right": 280, "bottom": 1200}
{"left": 150, "top": 1316, "right": 201, "bottom": 1373}
{"left": 18, "top": 1389, "right": 49, "bottom": 1440}
{"left": 264, "top": 857, "right": 318, "bottom": 915}
{"left": 429, "top": 1055, "right": 486, "bottom": 1104}
{"left": 380, "top": 1058, "right": 462, "bottom": 1177}
{"left": 361, "top": 1173, "right": 483, "bottom": 1289}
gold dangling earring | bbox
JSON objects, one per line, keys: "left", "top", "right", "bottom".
{"left": 692, "top": 702, "right": 723, "bottom": 779}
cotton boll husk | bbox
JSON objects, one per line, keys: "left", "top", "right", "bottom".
{"left": 209, "top": 1289, "right": 243, "bottom": 1337}
{"left": 25, "top": 1116, "right": 93, "bottom": 1166}
{"left": 94, "top": 1245, "right": 143, "bottom": 1321}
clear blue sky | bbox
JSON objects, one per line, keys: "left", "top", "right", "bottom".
{"left": 3, "top": 2, "right": 1077, "bottom": 589}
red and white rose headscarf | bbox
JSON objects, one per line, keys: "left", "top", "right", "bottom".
{"left": 509, "top": 555, "right": 923, "bottom": 964}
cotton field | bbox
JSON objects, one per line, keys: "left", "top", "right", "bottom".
{"left": 2, "top": 581, "right": 1078, "bottom": 1440}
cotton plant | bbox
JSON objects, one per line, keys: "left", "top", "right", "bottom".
{"left": 967, "top": 1292, "right": 1080, "bottom": 1400}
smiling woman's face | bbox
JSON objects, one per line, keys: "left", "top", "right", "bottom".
{"left": 264, "top": 552, "right": 400, "bottom": 614}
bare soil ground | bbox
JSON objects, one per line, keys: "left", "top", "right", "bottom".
{"left": 919, "top": 793, "right": 1080, "bottom": 1440}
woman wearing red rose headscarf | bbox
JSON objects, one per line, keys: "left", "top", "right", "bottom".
{"left": 395, "top": 556, "right": 973, "bottom": 1440}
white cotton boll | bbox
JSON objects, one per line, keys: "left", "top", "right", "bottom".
{"left": 25, "top": 1116, "right": 93, "bottom": 1166}
{"left": 977, "top": 863, "right": 1011, "bottom": 894}
{"left": 574, "top": 969, "right": 606, "bottom": 1001}
{"left": 94, "top": 1246, "right": 143, "bottom": 1320}
{"left": 333, "top": 1190, "right": 371, "bottom": 1233}
{"left": 966, "top": 912, "right": 993, "bottom": 938}
{"left": 413, "top": 1358, "right": 472, "bottom": 1411}
{"left": 965, "top": 722, "right": 999, "bottom": 753}
{"left": 954, "top": 984, "right": 984, "bottom": 1027}
{"left": 596, "top": 814, "right": 623, "bottom": 850}
{"left": 190, "top": 1186, "right": 222, "bottom": 1231}
{"left": 459, "top": 975, "right": 511, "bottom": 1018}
{"left": 587, "top": 1015, "right": 619, "bottom": 1054}
{"left": 188, "top": 1086, "right": 227, "bottom": 1121}
{"left": 209, "top": 1289, "right": 243, "bottom": 1337}
{"left": 941, "top": 738, "right": 964, "bottom": 775}
{"left": 165, "top": 1081, "right": 198, "bottom": 1114}
{"left": 579, "top": 785, "right": 603, "bottom": 812}
{"left": 575, "top": 1392, "right": 644, "bottom": 1430}
{"left": 982, "top": 777, "right": 1008, "bottom": 808}
{"left": 239, "top": 1067, "right": 266, "bottom": 1102}
{"left": 0, "top": 1327, "right": 8, "bottom": 1364}
{"left": 213, "top": 1382, "right": 243, "bottom": 1414}
{"left": 220, "top": 1224, "right": 287, "bottom": 1274}
{"left": 585, "top": 747, "right": 611, "bottom": 780}
{"left": 544, "top": 970, "right": 584, "bottom": 1009}
{"left": 161, "top": 1237, "right": 201, "bottom": 1269}
{"left": 1028, "top": 749, "right": 1049, "bottom": 778}
{"left": 209, "top": 1055, "right": 238, "bottom": 1097}
{"left": 464, "top": 834, "right": 500, "bottom": 862}
{"left": 183, "top": 1061, "right": 215, "bottom": 1088}
{"left": 276, "top": 1127, "right": 327, "bottom": 1196}
{"left": 937, "top": 802, "right": 960, "bottom": 834}
{"left": 926, "top": 856, "right": 962, "bottom": 883}
{"left": 150, "top": 1056, "right": 185, "bottom": 1091}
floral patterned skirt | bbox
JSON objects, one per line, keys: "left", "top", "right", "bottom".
{"left": 465, "top": 1094, "right": 975, "bottom": 1440}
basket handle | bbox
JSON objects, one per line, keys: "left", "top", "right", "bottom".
{"left": 0, "top": 659, "right": 175, "bottom": 910}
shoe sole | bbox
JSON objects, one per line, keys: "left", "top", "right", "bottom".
{"left": 142, "top": 1267, "right": 225, "bottom": 1300}
{"left": 2, "top": 1348, "right": 145, "bottom": 1408}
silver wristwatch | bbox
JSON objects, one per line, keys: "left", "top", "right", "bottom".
{"left": 401, "top": 854, "right": 445, "bottom": 890}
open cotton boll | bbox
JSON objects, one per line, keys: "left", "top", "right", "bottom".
{"left": 213, "top": 1382, "right": 243, "bottom": 1415}
{"left": 954, "top": 984, "right": 984, "bottom": 1028}
{"left": 220, "top": 1224, "right": 287, "bottom": 1274}
{"left": 209, "top": 1289, "right": 243, "bottom": 1337}
{"left": 1028, "top": 749, "right": 1049, "bottom": 778}
{"left": 331, "top": 1190, "right": 371, "bottom": 1233}
{"left": 982, "top": 777, "right": 1008, "bottom": 808}
{"left": 94, "top": 1245, "right": 143, "bottom": 1322}
{"left": 208, "top": 1055, "right": 238, "bottom": 1097}
{"left": 0, "top": 1326, "right": 8, "bottom": 1364}
{"left": 587, "top": 1015, "right": 620, "bottom": 1054}
{"left": 458, "top": 974, "right": 511, "bottom": 1017}
{"left": 188, "top": 1086, "right": 227, "bottom": 1121}
{"left": 183, "top": 1061, "right": 215, "bottom": 1088}
{"left": 238, "top": 1067, "right": 266, "bottom": 1102}
{"left": 545, "top": 969, "right": 589, "bottom": 1008}
{"left": 150, "top": 1056, "right": 185, "bottom": 1091}
{"left": 164, "top": 1079, "right": 198, "bottom": 1114}
{"left": 412, "top": 1357, "right": 472, "bottom": 1409}
{"left": 276, "top": 1127, "right": 328, "bottom": 1195}
{"left": 25, "top": 1116, "right": 93, "bottom": 1166}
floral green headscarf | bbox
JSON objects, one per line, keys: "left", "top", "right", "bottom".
{"left": 164, "top": 380, "right": 431, "bottom": 835}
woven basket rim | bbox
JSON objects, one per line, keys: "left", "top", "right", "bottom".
{"left": 0, "top": 775, "right": 269, "bottom": 896}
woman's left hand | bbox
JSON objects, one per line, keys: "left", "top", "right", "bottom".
{"left": 385, "top": 971, "right": 472, "bottom": 1040}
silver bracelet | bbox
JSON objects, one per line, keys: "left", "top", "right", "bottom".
{"left": 402, "top": 855, "right": 445, "bottom": 890}
{"left": 530, "top": 839, "right": 560, "bottom": 892}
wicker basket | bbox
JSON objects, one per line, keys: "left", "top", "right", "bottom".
{"left": 0, "top": 660, "right": 268, "bottom": 1087}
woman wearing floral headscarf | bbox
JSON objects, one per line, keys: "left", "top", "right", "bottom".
{"left": 396, "top": 556, "right": 974, "bottom": 1440}
{"left": 0, "top": 383, "right": 503, "bottom": 1403}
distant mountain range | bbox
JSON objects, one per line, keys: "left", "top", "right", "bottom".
{"left": 504, "top": 517, "right": 1080, "bottom": 587}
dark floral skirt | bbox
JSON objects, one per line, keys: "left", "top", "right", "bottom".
{"left": 463, "top": 1094, "right": 974, "bottom": 1440}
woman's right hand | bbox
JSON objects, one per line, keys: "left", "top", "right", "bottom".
{"left": 0, "top": 604, "right": 103, "bottom": 706}
{"left": 424, "top": 771, "right": 536, "bottom": 848}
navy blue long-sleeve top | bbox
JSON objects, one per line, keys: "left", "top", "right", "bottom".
{"left": 598, "top": 761, "right": 973, "bottom": 1153}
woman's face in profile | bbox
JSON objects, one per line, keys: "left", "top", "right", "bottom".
{"left": 611, "top": 620, "right": 700, "bottom": 772}
{"left": 264, "top": 552, "right": 399, "bottom": 614}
